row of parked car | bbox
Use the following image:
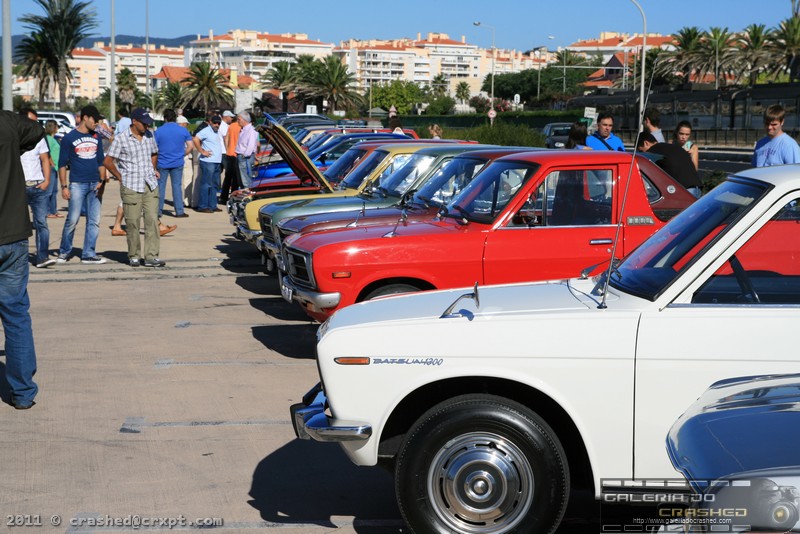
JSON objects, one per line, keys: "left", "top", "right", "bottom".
{"left": 230, "top": 117, "right": 800, "bottom": 533}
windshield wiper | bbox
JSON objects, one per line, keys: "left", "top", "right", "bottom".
{"left": 416, "top": 195, "right": 434, "bottom": 208}
{"left": 449, "top": 205, "right": 471, "bottom": 225}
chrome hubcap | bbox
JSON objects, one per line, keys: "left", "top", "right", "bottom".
{"left": 428, "top": 432, "right": 534, "bottom": 533}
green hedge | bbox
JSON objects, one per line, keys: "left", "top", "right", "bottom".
{"left": 436, "top": 122, "right": 546, "bottom": 147}
{"left": 386, "top": 111, "right": 583, "bottom": 131}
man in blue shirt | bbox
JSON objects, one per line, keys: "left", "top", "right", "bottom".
{"left": 752, "top": 105, "right": 800, "bottom": 167}
{"left": 154, "top": 109, "right": 193, "bottom": 218}
{"left": 56, "top": 105, "right": 108, "bottom": 265}
{"left": 586, "top": 113, "right": 626, "bottom": 151}
{"left": 193, "top": 115, "right": 223, "bottom": 212}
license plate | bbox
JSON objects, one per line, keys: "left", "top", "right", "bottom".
{"left": 280, "top": 275, "right": 293, "bottom": 303}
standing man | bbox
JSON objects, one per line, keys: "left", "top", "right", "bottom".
{"left": 154, "top": 109, "right": 193, "bottom": 218}
{"left": 56, "top": 105, "right": 108, "bottom": 265}
{"left": 0, "top": 110, "right": 45, "bottom": 410}
{"left": 643, "top": 108, "right": 665, "bottom": 143}
{"left": 236, "top": 111, "right": 258, "bottom": 189}
{"left": 115, "top": 108, "right": 131, "bottom": 136}
{"left": 637, "top": 132, "right": 703, "bottom": 199}
{"left": 753, "top": 104, "right": 800, "bottom": 167}
{"left": 104, "top": 108, "right": 165, "bottom": 268}
{"left": 586, "top": 113, "right": 626, "bottom": 151}
{"left": 219, "top": 110, "right": 240, "bottom": 202}
{"left": 19, "top": 108, "right": 54, "bottom": 268}
{"left": 193, "top": 114, "right": 223, "bottom": 212}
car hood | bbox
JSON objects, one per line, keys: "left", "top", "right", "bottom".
{"left": 285, "top": 218, "right": 464, "bottom": 252}
{"left": 262, "top": 193, "right": 377, "bottom": 219}
{"left": 323, "top": 278, "right": 605, "bottom": 333}
{"left": 279, "top": 203, "right": 431, "bottom": 233}
{"left": 667, "top": 373, "right": 800, "bottom": 485}
{"left": 258, "top": 120, "right": 334, "bottom": 193}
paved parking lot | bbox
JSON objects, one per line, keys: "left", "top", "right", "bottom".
{"left": 1, "top": 181, "right": 648, "bottom": 533}
{"left": 1, "top": 181, "right": 404, "bottom": 533}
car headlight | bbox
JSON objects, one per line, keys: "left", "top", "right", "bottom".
{"left": 555, "top": 142, "right": 565, "bottom": 148}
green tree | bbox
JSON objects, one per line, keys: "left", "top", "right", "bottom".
{"left": 429, "top": 74, "right": 448, "bottom": 97}
{"left": 698, "top": 27, "right": 736, "bottom": 87}
{"left": 736, "top": 24, "right": 775, "bottom": 85}
{"left": 181, "top": 62, "right": 233, "bottom": 113}
{"left": 19, "top": 0, "right": 97, "bottom": 108}
{"left": 15, "top": 31, "right": 57, "bottom": 105}
{"left": 455, "top": 82, "right": 471, "bottom": 103}
{"left": 262, "top": 61, "right": 297, "bottom": 113}
{"left": 155, "top": 82, "right": 188, "bottom": 113}
{"left": 371, "top": 80, "right": 425, "bottom": 115}
{"left": 117, "top": 67, "right": 138, "bottom": 112}
{"left": 425, "top": 95, "right": 456, "bottom": 115}
{"left": 656, "top": 26, "right": 704, "bottom": 83}
{"left": 305, "top": 56, "right": 363, "bottom": 113}
{"left": 772, "top": 15, "right": 800, "bottom": 80}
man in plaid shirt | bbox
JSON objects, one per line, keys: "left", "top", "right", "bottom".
{"left": 103, "top": 108, "right": 165, "bottom": 267}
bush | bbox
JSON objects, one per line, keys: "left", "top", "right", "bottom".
{"left": 425, "top": 95, "right": 456, "bottom": 115}
{"left": 443, "top": 120, "right": 546, "bottom": 147}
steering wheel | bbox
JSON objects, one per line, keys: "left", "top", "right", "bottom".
{"left": 729, "top": 255, "right": 760, "bottom": 303}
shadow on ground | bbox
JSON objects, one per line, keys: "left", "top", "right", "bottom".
{"left": 251, "top": 324, "right": 318, "bottom": 359}
{"left": 249, "top": 439, "right": 405, "bottom": 533}
{"left": 216, "top": 237, "right": 263, "bottom": 275}
{"left": 0, "top": 360, "right": 11, "bottom": 406}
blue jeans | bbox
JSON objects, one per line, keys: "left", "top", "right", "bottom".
{"left": 158, "top": 166, "right": 186, "bottom": 216}
{"left": 198, "top": 160, "right": 221, "bottom": 210}
{"left": 25, "top": 185, "right": 50, "bottom": 264}
{"left": 0, "top": 240, "right": 38, "bottom": 406}
{"left": 687, "top": 186, "right": 702, "bottom": 199}
{"left": 47, "top": 168, "right": 59, "bottom": 215}
{"left": 59, "top": 182, "right": 102, "bottom": 259}
{"left": 237, "top": 154, "right": 254, "bottom": 189}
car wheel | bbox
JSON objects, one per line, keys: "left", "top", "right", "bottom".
{"left": 363, "top": 283, "right": 420, "bottom": 301}
{"left": 395, "top": 394, "right": 569, "bottom": 534}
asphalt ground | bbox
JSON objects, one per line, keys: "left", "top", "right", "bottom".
{"left": 0, "top": 179, "right": 676, "bottom": 533}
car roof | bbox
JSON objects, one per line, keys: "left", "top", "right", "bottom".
{"left": 494, "top": 149, "right": 641, "bottom": 165}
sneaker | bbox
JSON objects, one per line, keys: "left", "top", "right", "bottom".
{"left": 35, "top": 258, "right": 56, "bottom": 268}
{"left": 143, "top": 258, "right": 166, "bottom": 267}
{"left": 129, "top": 258, "right": 141, "bottom": 267}
{"left": 81, "top": 256, "right": 107, "bottom": 265}
{"left": 55, "top": 254, "right": 69, "bottom": 264}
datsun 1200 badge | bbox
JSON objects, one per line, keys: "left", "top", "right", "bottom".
{"left": 290, "top": 165, "right": 800, "bottom": 534}
{"left": 280, "top": 150, "right": 696, "bottom": 321}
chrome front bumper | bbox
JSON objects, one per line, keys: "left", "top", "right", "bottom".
{"left": 279, "top": 272, "right": 341, "bottom": 311}
{"left": 290, "top": 384, "right": 372, "bottom": 442}
{"left": 236, "top": 225, "right": 262, "bottom": 243}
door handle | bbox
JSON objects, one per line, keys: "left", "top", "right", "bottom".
{"left": 590, "top": 238, "right": 613, "bottom": 245}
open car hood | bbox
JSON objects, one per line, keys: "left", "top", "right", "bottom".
{"left": 257, "top": 120, "right": 334, "bottom": 193}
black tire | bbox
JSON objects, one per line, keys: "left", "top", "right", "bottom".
{"left": 363, "top": 283, "right": 419, "bottom": 301}
{"left": 395, "top": 394, "right": 569, "bottom": 534}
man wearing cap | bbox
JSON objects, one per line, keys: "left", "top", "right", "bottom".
{"left": 219, "top": 110, "right": 240, "bottom": 202}
{"left": 154, "top": 108, "right": 193, "bottom": 218}
{"left": 104, "top": 108, "right": 166, "bottom": 267}
{"left": 193, "top": 114, "right": 223, "bottom": 212}
{"left": 235, "top": 111, "right": 258, "bottom": 189}
{"left": 56, "top": 105, "right": 109, "bottom": 265}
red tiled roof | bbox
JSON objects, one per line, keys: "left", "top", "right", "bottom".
{"left": 98, "top": 45, "right": 183, "bottom": 55}
{"left": 72, "top": 48, "right": 105, "bottom": 57}
{"left": 414, "top": 37, "right": 469, "bottom": 46}
{"left": 152, "top": 65, "right": 256, "bottom": 88}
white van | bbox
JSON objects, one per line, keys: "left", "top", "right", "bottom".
{"left": 37, "top": 110, "right": 77, "bottom": 129}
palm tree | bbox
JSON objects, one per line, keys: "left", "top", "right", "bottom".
{"left": 19, "top": 0, "right": 97, "bottom": 108}
{"left": 155, "top": 82, "right": 188, "bottom": 113}
{"left": 262, "top": 61, "right": 296, "bottom": 112}
{"left": 772, "top": 16, "right": 800, "bottom": 81}
{"left": 15, "top": 31, "right": 57, "bottom": 105}
{"left": 697, "top": 27, "right": 736, "bottom": 87}
{"left": 656, "top": 26, "right": 704, "bottom": 82}
{"left": 735, "top": 24, "right": 775, "bottom": 85}
{"left": 181, "top": 62, "right": 233, "bottom": 113}
{"left": 430, "top": 74, "right": 448, "bottom": 97}
{"left": 455, "top": 81, "right": 471, "bottom": 103}
{"left": 304, "top": 55, "right": 363, "bottom": 113}
{"left": 117, "top": 67, "right": 138, "bottom": 112}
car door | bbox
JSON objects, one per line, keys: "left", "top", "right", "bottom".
{"left": 634, "top": 194, "right": 800, "bottom": 479}
{"left": 483, "top": 165, "right": 619, "bottom": 284}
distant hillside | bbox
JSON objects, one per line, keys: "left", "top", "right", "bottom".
{"left": 2, "top": 34, "right": 196, "bottom": 57}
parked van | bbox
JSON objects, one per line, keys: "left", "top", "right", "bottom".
{"left": 37, "top": 110, "right": 77, "bottom": 129}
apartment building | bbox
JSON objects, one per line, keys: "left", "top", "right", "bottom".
{"left": 184, "top": 29, "right": 334, "bottom": 80}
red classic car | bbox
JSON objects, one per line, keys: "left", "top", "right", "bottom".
{"left": 279, "top": 150, "right": 697, "bottom": 321}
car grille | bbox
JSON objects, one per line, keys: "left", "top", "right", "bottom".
{"left": 278, "top": 227, "right": 297, "bottom": 247}
{"left": 284, "top": 246, "right": 315, "bottom": 289}
{"left": 259, "top": 213, "right": 273, "bottom": 236}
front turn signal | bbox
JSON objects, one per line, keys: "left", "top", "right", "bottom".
{"left": 334, "top": 357, "right": 370, "bottom": 365}
{"left": 332, "top": 271, "right": 351, "bottom": 279}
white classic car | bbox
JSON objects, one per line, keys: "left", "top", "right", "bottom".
{"left": 291, "top": 164, "right": 800, "bottom": 534}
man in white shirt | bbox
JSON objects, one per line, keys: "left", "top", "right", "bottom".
{"left": 19, "top": 108, "right": 53, "bottom": 268}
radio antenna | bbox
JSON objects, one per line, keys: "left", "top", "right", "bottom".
{"left": 598, "top": 56, "right": 659, "bottom": 309}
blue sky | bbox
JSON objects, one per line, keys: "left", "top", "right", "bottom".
{"left": 4, "top": 0, "right": 795, "bottom": 52}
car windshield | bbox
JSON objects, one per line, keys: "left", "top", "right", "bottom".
{"left": 606, "top": 178, "right": 770, "bottom": 300}
{"left": 445, "top": 160, "right": 540, "bottom": 224}
{"left": 414, "top": 157, "right": 487, "bottom": 207}
{"left": 380, "top": 154, "right": 437, "bottom": 197}
{"left": 551, "top": 127, "right": 570, "bottom": 136}
{"left": 322, "top": 148, "right": 367, "bottom": 186}
{"left": 338, "top": 149, "right": 389, "bottom": 189}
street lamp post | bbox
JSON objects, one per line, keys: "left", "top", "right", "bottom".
{"left": 629, "top": 0, "right": 647, "bottom": 131}
{"left": 473, "top": 21, "right": 496, "bottom": 110}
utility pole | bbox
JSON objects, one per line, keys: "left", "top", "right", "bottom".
{"left": 2, "top": 0, "right": 11, "bottom": 110}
